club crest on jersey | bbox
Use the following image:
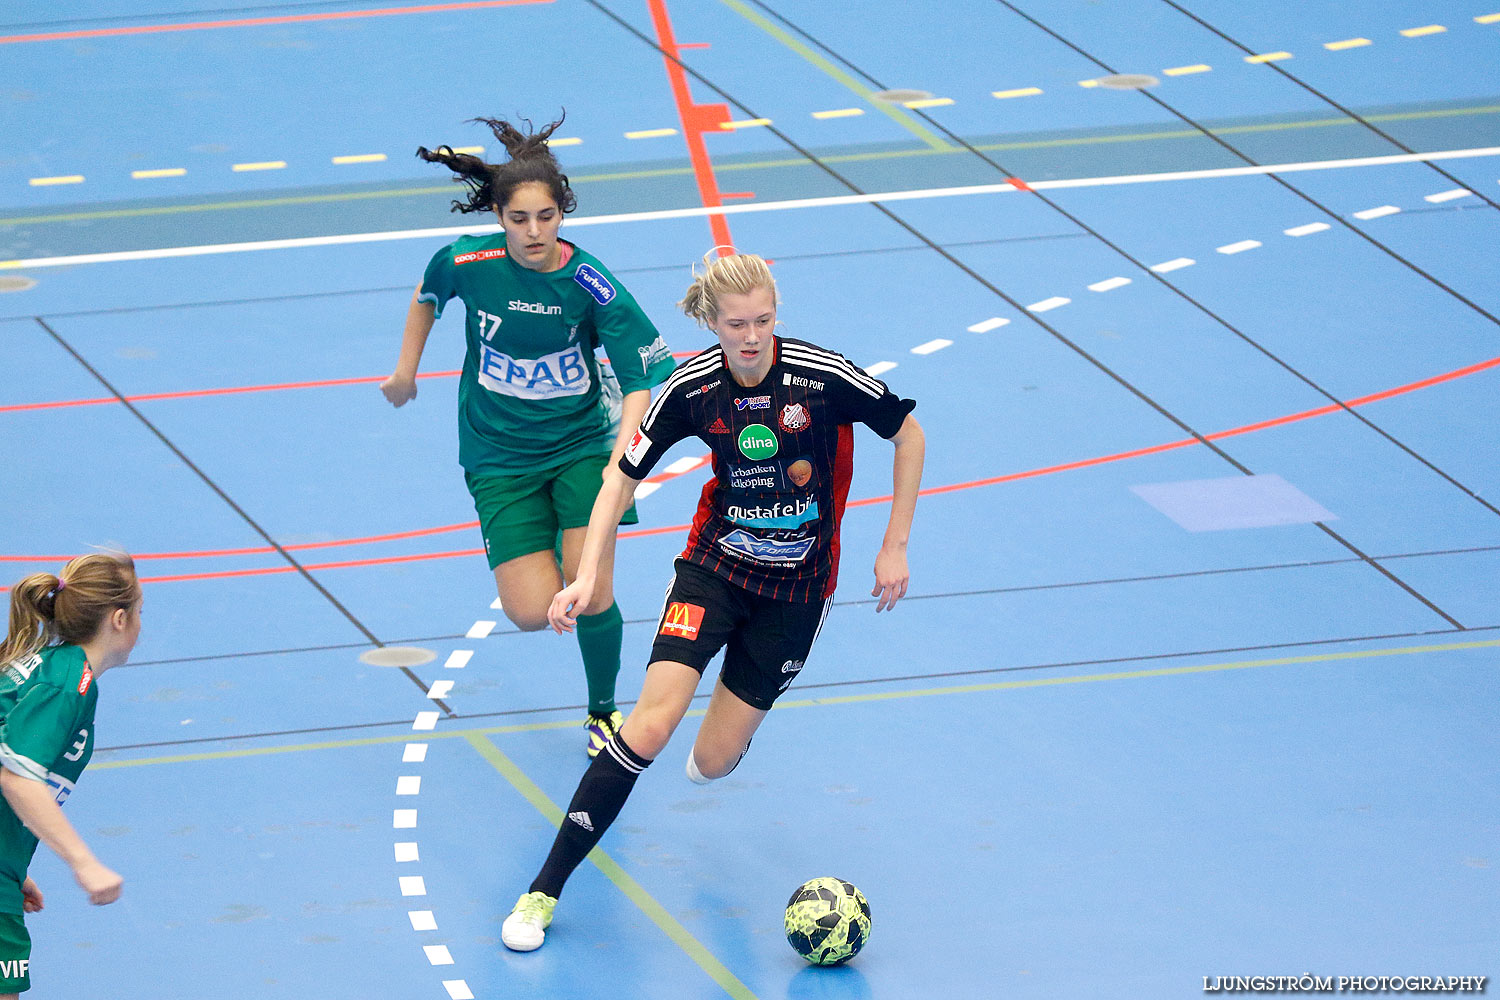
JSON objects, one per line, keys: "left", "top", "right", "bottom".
{"left": 453, "top": 248, "right": 507, "bottom": 265}
{"left": 779, "top": 403, "right": 810, "bottom": 432}
{"left": 573, "top": 263, "right": 616, "bottom": 304}
{"left": 717, "top": 529, "right": 815, "bottom": 564}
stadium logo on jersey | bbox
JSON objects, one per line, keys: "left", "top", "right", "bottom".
{"left": 507, "top": 299, "right": 562, "bottom": 315}
{"left": 708, "top": 418, "right": 731, "bottom": 435}
{"left": 726, "top": 462, "right": 784, "bottom": 491}
{"left": 574, "top": 263, "right": 617, "bottom": 304}
{"left": 685, "top": 379, "right": 722, "bottom": 400}
{"left": 78, "top": 667, "right": 92, "bottom": 695}
{"left": 716, "top": 529, "right": 815, "bottom": 564}
{"left": 624, "top": 428, "right": 652, "bottom": 465}
{"left": 725, "top": 497, "right": 819, "bottom": 530}
{"left": 779, "top": 403, "right": 810, "bottom": 433}
{"left": 477, "top": 344, "right": 591, "bottom": 399}
{"left": 734, "top": 395, "right": 771, "bottom": 411}
{"left": 784, "top": 373, "right": 824, "bottom": 391}
{"left": 638, "top": 336, "right": 672, "bottom": 374}
{"left": 660, "top": 602, "right": 705, "bottom": 640}
{"left": 453, "top": 248, "right": 506, "bottom": 265}
{"left": 737, "top": 424, "right": 778, "bottom": 460}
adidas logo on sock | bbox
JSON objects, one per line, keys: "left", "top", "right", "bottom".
{"left": 567, "top": 811, "right": 594, "bottom": 832}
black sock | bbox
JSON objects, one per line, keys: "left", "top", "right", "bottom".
{"left": 530, "top": 733, "right": 652, "bottom": 899}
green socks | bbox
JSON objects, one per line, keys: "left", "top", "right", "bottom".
{"left": 574, "top": 601, "right": 623, "bottom": 715}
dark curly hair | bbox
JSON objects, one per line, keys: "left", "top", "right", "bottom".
{"left": 417, "top": 113, "right": 578, "bottom": 216}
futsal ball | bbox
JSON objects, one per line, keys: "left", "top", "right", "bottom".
{"left": 783, "top": 877, "right": 871, "bottom": 966}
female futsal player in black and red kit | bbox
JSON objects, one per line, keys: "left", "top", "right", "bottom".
{"left": 500, "top": 250, "right": 925, "bottom": 951}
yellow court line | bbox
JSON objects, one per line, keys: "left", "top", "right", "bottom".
{"left": 811, "top": 107, "right": 863, "bottom": 119}
{"left": 1078, "top": 79, "right": 1100, "bottom": 88}
{"left": 1245, "top": 51, "right": 1293, "bottom": 63}
{"left": 549, "top": 137, "right": 583, "bottom": 146}
{"left": 1325, "top": 37, "right": 1372, "bottom": 50}
{"left": 232, "top": 161, "right": 286, "bottom": 172}
{"left": 463, "top": 734, "right": 760, "bottom": 1000}
{"left": 131, "top": 168, "right": 186, "bottom": 179}
{"left": 903, "top": 97, "right": 953, "bottom": 109}
{"left": 625, "top": 128, "right": 678, "bottom": 139}
{"left": 450, "top": 145, "right": 484, "bottom": 155}
{"left": 332, "top": 154, "right": 387, "bottom": 164}
{"left": 1400, "top": 25, "right": 1446, "bottom": 37}
{"left": 90, "top": 635, "right": 1500, "bottom": 772}
{"left": 1478, "top": 13, "right": 1500, "bottom": 24}
{"left": 992, "top": 87, "right": 1043, "bottom": 99}
{"left": 721, "top": 118, "right": 772, "bottom": 129}
{"left": 28, "top": 175, "right": 83, "bottom": 186}
{"left": 1164, "top": 63, "right": 1212, "bottom": 76}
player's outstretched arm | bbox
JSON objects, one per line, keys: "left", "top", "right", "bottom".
{"left": 380, "top": 284, "right": 438, "bottom": 407}
{"left": 549, "top": 465, "right": 641, "bottom": 633}
{"left": 0, "top": 769, "right": 122, "bottom": 905}
{"left": 872, "top": 414, "right": 925, "bottom": 612}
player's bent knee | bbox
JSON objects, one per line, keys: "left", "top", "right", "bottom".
{"left": 501, "top": 607, "right": 549, "bottom": 632}
{"left": 621, "top": 712, "right": 677, "bottom": 760}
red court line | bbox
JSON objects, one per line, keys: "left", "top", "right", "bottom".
{"left": 4, "top": 354, "right": 1495, "bottom": 586}
{"left": 0, "top": 0, "right": 551, "bottom": 45}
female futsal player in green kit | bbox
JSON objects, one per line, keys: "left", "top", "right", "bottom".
{"left": 0, "top": 553, "right": 140, "bottom": 996}
{"left": 382, "top": 115, "right": 676, "bottom": 756}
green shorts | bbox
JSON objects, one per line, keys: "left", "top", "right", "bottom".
{"left": 0, "top": 910, "right": 30, "bottom": 993}
{"left": 466, "top": 452, "right": 639, "bottom": 570}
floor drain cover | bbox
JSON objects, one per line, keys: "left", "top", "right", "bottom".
{"left": 872, "top": 88, "right": 933, "bottom": 103}
{"left": 359, "top": 646, "right": 437, "bottom": 667}
{"left": 0, "top": 277, "right": 36, "bottom": 293}
{"left": 1096, "top": 74, "right": 1159, "bottom": 89}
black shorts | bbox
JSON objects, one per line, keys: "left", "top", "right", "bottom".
{"left": 650, "top": 558, "right": 832, "bottom": 711}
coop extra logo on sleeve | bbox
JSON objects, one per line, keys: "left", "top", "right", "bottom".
{"left": 573, "top": 264, "right": 617, "bottom": 304}
{"left": 477, "top": 343, "right": 592, "bottom": 399}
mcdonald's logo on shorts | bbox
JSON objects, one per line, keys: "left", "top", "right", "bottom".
{"left": 659, "top": 601, "right": 705, "bottom": 640}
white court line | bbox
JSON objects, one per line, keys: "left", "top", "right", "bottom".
{"left": 426, "top": 680, "right": 454, "bottom": 700}
{"left": 412, "top": 711, "right": 439, "bottom": 731}
{"left": 1217, "top": 239, "right": 1262, "bottom": 254}
{"left": 423, "top": 945, "right": 455, "bottom": 966}
{"left": 1284, "top": 222, "right": 1331, "bottom": 236}
{"left": 6, "top": 146, "right": 1498, "bottom": 270}
{"left": 399, "top": 876, "right": 427, "bottom": 896}
{"left": 663, "top": 455, "right": 705, "bottom": 475}
{"left": 393, "top": 809, "right": 418, "bottom": 829}
{"left": 396, "top": 775, "right": 422, "bottom": 795}
{"left": 395, "top": 842, "right": 420, "bottom": 862}
{"left": 465, "top": 621, "right": 495, "bottom": 639}
{"left": 488, "top": 596, "right": 504, "bottom": 610}
{"left": 1151, "top": 257, "right": 1195, "bottom": 273}
{"left": 443, "top": 982, "right": 475, "bottom": 1000}
{"left": 443, "top": 650, "right": 472, "bottom": 670}
{"left": 1425, "top": 189, "right": 1473, "bottom": 202}
{"left": 1088, "top": 277, "right": 1131, "bottom": 292}
{"left": 1027, "top": 296, "right": 1071, "bottom": 312}
{"left": 1353, "top": 205, "right": 1401, "bottom": 220}
{"left": 634, "top": 481, "right": 662, "bottom": 499}
{"left": 409, "top": 910, "right": 437, "bottom": 931}
{"left": 967, "top": 317, "right": 1010, "bottom": 332}
{"left": 910, "top": 339, "right": 952, "bottom": 355}
{"left": 864, "top": 361, "right": 897, "bottom": 376}
{"left": 403, "top": 743, "right": 428, "bottom": 762}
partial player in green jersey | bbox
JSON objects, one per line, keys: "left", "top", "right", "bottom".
{"left": 381, "top": 115, "right": 676, "bottom": 757}
{"left": 0, "top": 552, "right": 141, "bottom": 997}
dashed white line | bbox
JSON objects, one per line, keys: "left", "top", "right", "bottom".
{"left": 399, "top": 876, "right": 427, "bottom": 897}
{"left": 904, "top": 97, "right": 953, "bottom": 109}
{"left": 865, "top": 361, "right": 898, "bottom": 376}
{"left": 423, "top": 945, "right": 454, "bottom": 966}
{"left": 488, "top": 596, "right": 503, "bottom": 610}
{"left": 412, "top": 711, "right": 440, "bottom": 731}
{"left": 1151, "top": 257, "right": 1195, "bottom": 273}
{"left": 132, "top": 168, "right": 186, "bottom": 179}
{"left": 332, "top": 154, "right": 387, "bottom": 164}
{"left": 910, "top": 339, "right": 952, "bottom": 355}
{"left": 394, "top": 809, "right": 418, "bottom": 829}
{"left": 426, "top": 680, "right": 454, "bottom": 700}
{"left": 811, "top": 107, "right": 863, "bottom": 119}
{"left": 1353, "top": 205, "right": 1400, "bottom": 219}
{"left": 634, "top": 481, "right": 662, "bottom": 499}
{"left": 444, "top": 650, "right": 472, "bottom": 670}
{"left": 1027, "top": 296, "right": 1071, "bottom": 312}
{"left": 1425, "top": 188, "right": 1473, "bottom": 203}
{"left": 1217, "top": 239, "right": 1262, "bottom": 254}
{"left": 1244, "top": 51, "right": 1292, "bottom": 63}
{"left": 465, "top": 621, "right": 495, "bottom": 639}
{"left": 396, "top": 776, "right": 422, "bottom": 795}
{"left": 1088, "top": 277, "right": 1132, "bottom": 292}
{"left": 408, "top": 910, "right": 438, "bottom": 931}
{"left": 443, "top": 981, "right": 475, "bottom": 1000}
{"left": 29, "top": 175, "right": 83, "bottom": 186}
{"left": 403, "top": 743, "right": 428, "bottom": 763}
{"left": 664, "top": 455, "right": 705, "bottom": 475}
{"left": 625, "top": 128, "right": 677, "bottom": 139}
{"left": 992, "top": 87, "right": 1043, "bottom": 99}
{"left": 1284, "top": 222, "right": 1331, "bottom": 236}
{"left": 395, "top": 842, "right": 420, "bottom": 862}
{"left": 232, "top": 161, "right": 286, "bottom": 172}
{"left": 967, "top": 317, "right": 1010, "bottom": 333}
{"left": 722, "top": 118, "right": 772, "bottom": 129}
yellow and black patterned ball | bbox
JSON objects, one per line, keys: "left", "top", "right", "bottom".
{"left": 783, "top": 876, "right": 871, "bottom": 966}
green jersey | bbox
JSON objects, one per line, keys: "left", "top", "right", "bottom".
{"left": 419, "top": 235, "right": 677, "bottom": 476}
{"left": 0, "top": 645, "right": 98, "bottom": 913}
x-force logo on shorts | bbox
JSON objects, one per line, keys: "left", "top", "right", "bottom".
{"left": 454, "top": 248, "right": 506, "bottom": 264}
{"left": 716, "top": 529, "right": 815, "bottom": 563}
{"left": 659, "top": 602, "right": 705, "bottom": 640}
{"left": 574, "top": 263, "right": 617, "bottom": 304}
{"left": 737, "top": 423, "right": 778, "bottom": 460}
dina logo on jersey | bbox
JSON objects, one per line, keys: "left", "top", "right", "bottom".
{"left": 716, "top": 529, "right": 814, "bottom": 564}
{"left": 573, "top": 263, "right": 617, "bottom": 304}
{"left": 737, "top": 423, "right": 778, "bottom": 460}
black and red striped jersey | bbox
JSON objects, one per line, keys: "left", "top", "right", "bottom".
{"left": 619, "top": 336, "right": 916, "bottom": 602}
